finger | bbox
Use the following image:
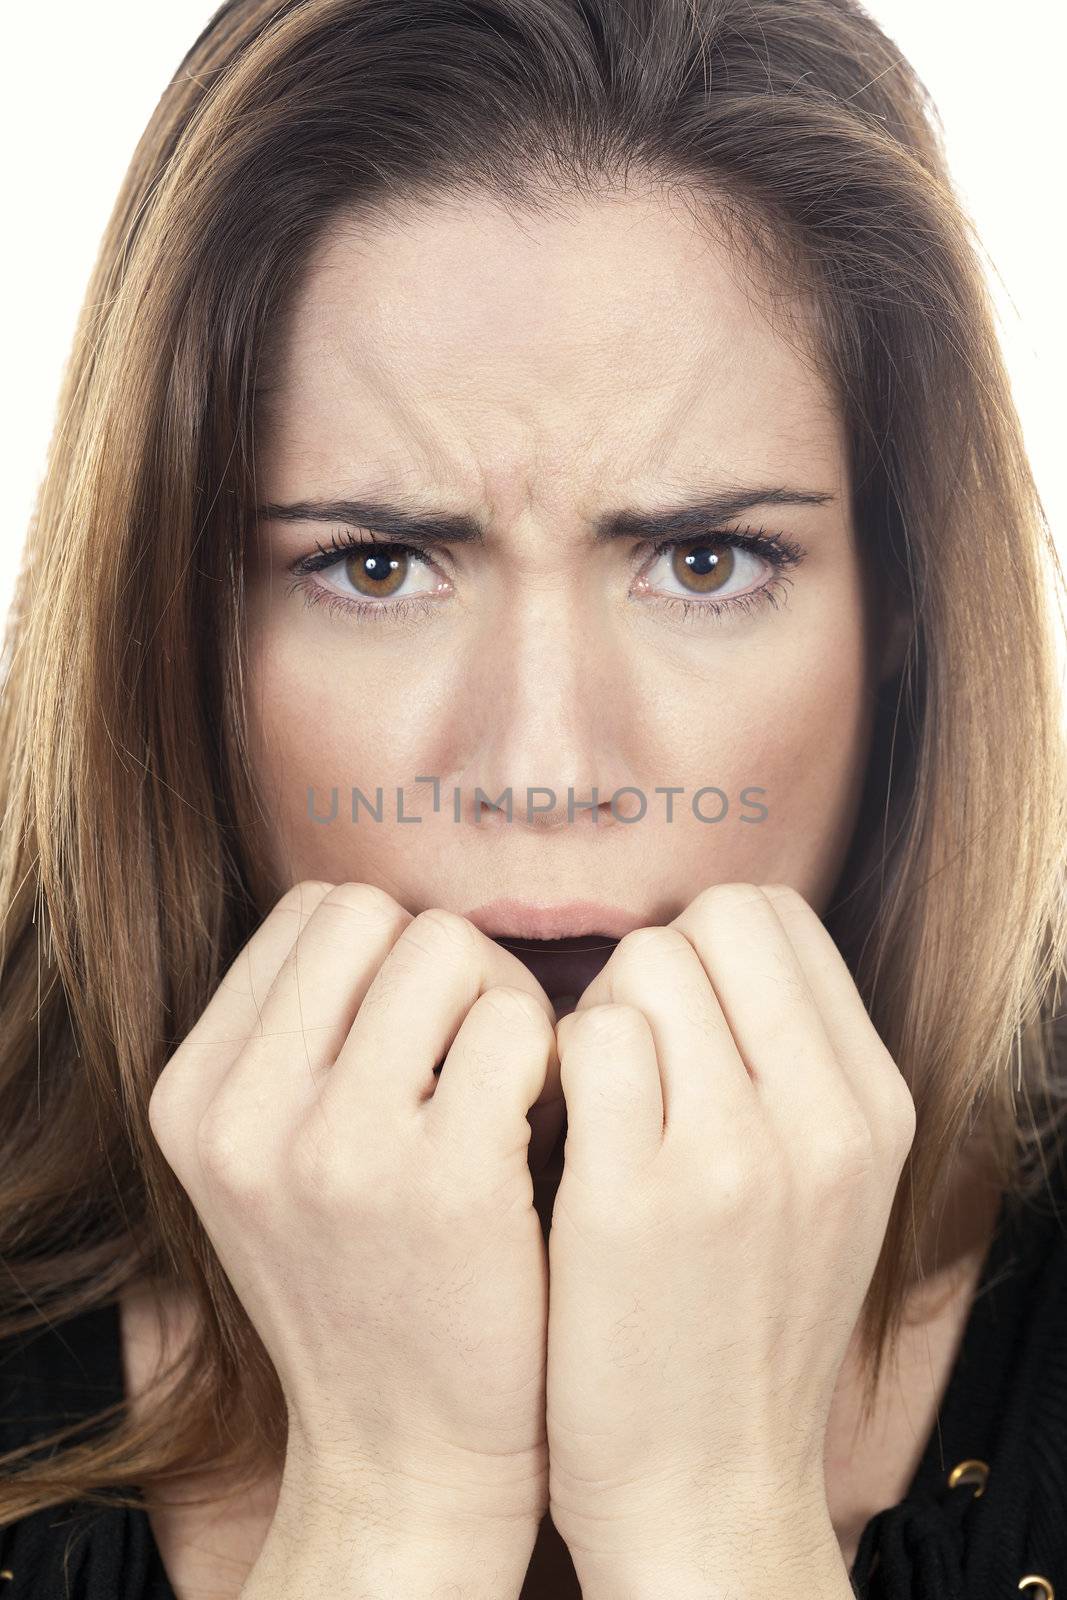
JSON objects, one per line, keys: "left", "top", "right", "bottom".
{"left": 429, "top": 985, "right": 559, "bottom": 1169}
{"left": 234, "top": 881, "right": 413, "bottom": 1076}
{"left": 555, "top": 1003, "right": 662, "bottom": 1184}
{"left": 669, "top": 883, "right": 854, "bottom": 1139}
{"left": 324, "top": 909, "right": 559, "bottom": 1120}
{"left": 210, "top": 882, "right": 415, "bottom": 1147}
{"left": 756, "top": 885, "right": 916, "bottom": 1146}
{"left": 150, "top": 878, "right": 335, "bottom": 1137}
{"left": 575, "top": 924, "right": 754, "bottom": 1131}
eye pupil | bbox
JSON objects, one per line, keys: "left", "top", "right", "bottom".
{"left": 346, "top": 548, "right": 408, "bottom": 597}
{"left": 672, "top": 540, "right": 733, "bottom": 593}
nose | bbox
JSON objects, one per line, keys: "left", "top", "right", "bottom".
{"left": 457, "top": 581, "right": 639, "bottom": 832}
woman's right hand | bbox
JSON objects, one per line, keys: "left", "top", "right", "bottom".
{"left": 147, "top": 879, "right": 562, "bottom": 1542}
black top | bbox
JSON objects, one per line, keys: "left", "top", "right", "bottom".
{"left": 1, "top": 1163, "right": 1066, "bottom": 1599}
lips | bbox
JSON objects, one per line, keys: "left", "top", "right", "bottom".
{"left": 492, "top": 932, "right": 618, "bottom": 1004}
{"left": 464, "top": 898, "right": 647, "bottom": 941}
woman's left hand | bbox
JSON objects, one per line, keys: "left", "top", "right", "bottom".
{"left": 545, "top": 882, "right": 916, "bottom": 1586}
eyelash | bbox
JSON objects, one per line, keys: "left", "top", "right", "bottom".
{"left": 284, "top": 524, "right": 805, "bottom": 627}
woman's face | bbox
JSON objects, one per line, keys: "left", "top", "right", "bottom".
{"left": 244, "top": 187, "right": 898, "bottom": 1003}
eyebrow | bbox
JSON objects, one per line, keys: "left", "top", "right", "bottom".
{"left": 253, "top": 484, "right": 835, "bottom": 546}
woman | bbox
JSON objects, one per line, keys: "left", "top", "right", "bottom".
{"left": 1, "top": 0, "right": 1064, "bottom": 1596}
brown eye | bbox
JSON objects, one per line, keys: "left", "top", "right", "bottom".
{"left": 669, "top": 539, "right": 735, "bottom": 594}
{"left": 344, "top": 546, "right": 410, "bottom": 598}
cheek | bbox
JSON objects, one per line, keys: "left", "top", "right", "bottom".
{"left": 243, "top": 611, "right": 435, "bottom": 785}
{"left": 238, "top": 568, "right": 876, "bottom": 913}
{"left": 240, "top": 619, "right": 398, "bottom": 886}
{"left": 240, "top": 606, "right": 471, "bottom": 895}
{"left": 651, "top": 610, "right": 876, "bottom": 906}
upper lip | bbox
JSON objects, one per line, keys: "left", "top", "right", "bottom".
{"left": 461, "top": 898, "right": 650, "bottom": 940}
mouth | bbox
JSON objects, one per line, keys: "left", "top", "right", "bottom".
{"left": 491, "top": 935, "right": 620, "bottom": 1182}
{"left": 491, "top": 932, "right": 619, "bottom": 1007}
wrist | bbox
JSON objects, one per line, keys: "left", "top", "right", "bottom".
{"left": 570, "top": 1504, "right": 852, "bottom": 1600}
{"left": 559, "top": 1484, "right": 851, "bottom": 1600}
{"left": 242, "top": 1525, "right": 535, "bottom": 1600}
{"left": 283, "top": 1427, "right": 547, "bottom": 1539}
{"left": 246, "top": 1466, "right": 538, "bottom": 1600}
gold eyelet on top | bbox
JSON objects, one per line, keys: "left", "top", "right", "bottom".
{"left": 1018, "top": 1579, "right": 1055, "bottom": 1599}
{"left": 0, "top": 1571, "right": 12, "bottom": 1582}
{"left": 946, "top": 1457, "right": 990, "bottom": 1496}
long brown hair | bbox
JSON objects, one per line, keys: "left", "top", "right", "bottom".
{"left": 2, "top": 0, "right": 1065, "bottom": 1525}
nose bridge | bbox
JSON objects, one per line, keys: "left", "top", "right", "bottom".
{"left": 463, "top": 577, "right": 632, "bottom": 825}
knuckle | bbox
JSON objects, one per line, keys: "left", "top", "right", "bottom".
{"left": 886, "top": 1077, "right": 917, "bottom": 1156}
{"left": 811, "top": 1109, "right": 876, "bottom": 1182}
{"left": 742, "top": 1005, "right": 802, "bottom": 1065}
{"left": 571, "top": 1001, "right": 647, "bottom": 1040}
{"left": 864, "top": 1045, "right": 917, "bottom": 1158}
{"left": 267, "top": 881, "right": 336, "bottom": 945}
{"left": 146, "top": 1070, "right": 174, "bottom": 1148}
{"left": 691, "top": 881, "right": 767, "bottom": 917}
{"left": 671, "top": 883, "right": 774, "bottom": 955}
{"left": 276, "top": 879, "right": 335, "bottom": 913}
{"left": 403, "top": 907, "right": 481, "bottom": 961}
{"left": 298, "top": 883, "right": 412, "bottom": 961}
{"left": 584, "top": 1063, "right": 647, "bottom": 1118}
{"left": 696, "top": 1145, "right": 761, "bottom": 1214}
{"left": 766, "top": 964, "right": 809, "bottom": 1014}
{"left": 450, "top": 1034, "right": 503, "bottom": 1097}
{"left": 473, "top": 985, "right": 550, "bottom": 1032}
{"left": 614, "top": 924, "right": 688, "bottom": 964}
{"left": 759, "top": 883, "right": 807, "bottom": 911}
{"left": 759, "top": 884, "right": 816, "bottom": 942}
{"left": 318, "top": 881, "right": 407, "bottom": 926}
{"left": 289, "top": 1118, "right": 390, "bottom": 1215}
{"left": 194, "top": 1109, "right": 261, "bottom": 1196}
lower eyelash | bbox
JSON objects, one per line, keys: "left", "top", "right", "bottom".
{"left": 286, "top": 581, "right": 440, "bottom": 626}
{"left": 285, "top": 526, "right": 804, "bottom": 625}
{"left": 284, "top": 539, "right": 441, "bottom": 625}
{"left": 649, "top": 571, "right": 795, "bottom": 625}
{"left": 640, "top": 528, "right": 803, "bottom": 625}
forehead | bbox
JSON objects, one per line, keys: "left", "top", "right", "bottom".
{"left": 257, "top": 188, "right": 845, "bottom": 515}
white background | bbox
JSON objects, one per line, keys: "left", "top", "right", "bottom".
{"left": 1, "top": 2, "right": 1063, "bottom": 639}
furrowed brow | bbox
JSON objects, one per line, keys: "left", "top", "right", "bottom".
{"left": 592, "top": 485, "right": 835, "bottom": 542}
{"left": 253, "top": 497, "right": 484, "bottom": 545}
{"left": 253, "top": 484, "right": 834, "bottom": 545}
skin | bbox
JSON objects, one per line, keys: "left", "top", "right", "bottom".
{"left": 243, "top": 185, "right": 902, "bottom": 925}
{"left": 136, "top": 185, "right": 1006, "bottom": 1597}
